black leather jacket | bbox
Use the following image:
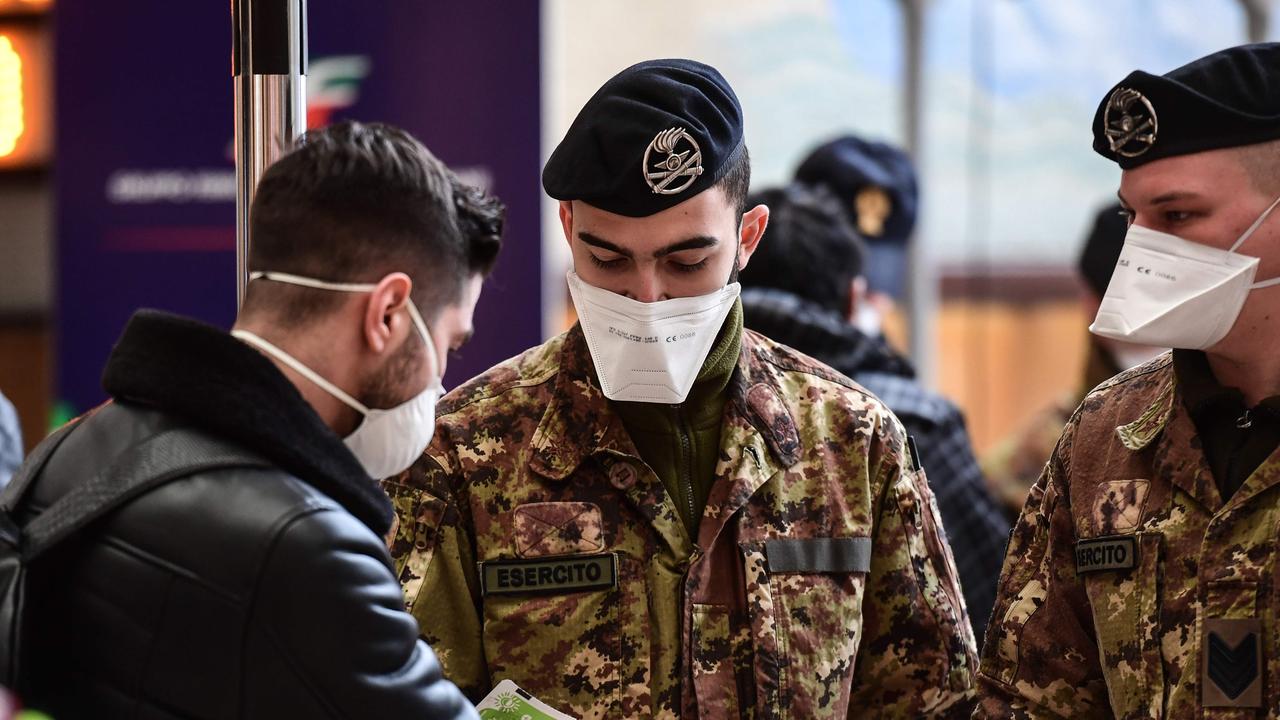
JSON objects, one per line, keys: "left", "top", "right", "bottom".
{"left": 17, "top": 311, "right": 477, "bottom": 719}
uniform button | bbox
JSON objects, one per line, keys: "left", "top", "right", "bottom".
{"left": 609, "top": 462, "right": 638, "bottom": 490}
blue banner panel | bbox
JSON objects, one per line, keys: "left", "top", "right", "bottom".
{"left": 55, "top": 1, "right": 542, "bottom": 414}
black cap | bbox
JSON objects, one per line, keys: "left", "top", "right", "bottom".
{"left": 1092, "top": 43, "right": 1280, "bottom": 169}
{"left": 542, "top": 59, "right": 744, "bottom": 217}
{"left": 794, "top": 136, "right": 918, "bottom": 244}
{"left": 793, "top": 136, "right": 917, "bottom": 298}
{"left": 1078, "top": 202, "right": 1128, "bottom": 298}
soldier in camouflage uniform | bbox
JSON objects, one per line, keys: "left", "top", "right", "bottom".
{"left": 385, "top": 59, "right": 977, "bottom": 718}
{"left": 977, "top": 43, "right": 1280, "bottom": 717}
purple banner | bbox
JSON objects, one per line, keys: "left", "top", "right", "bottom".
{"left": 55, "top": 1, "right": 542, "bottom": 413}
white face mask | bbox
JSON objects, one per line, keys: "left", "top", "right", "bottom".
{"left": 1090, "top": 195, "right": 1280, "bottom": 350}
{"left": 567, "top": 270, "right": 740, "bottom": 404}
{"left": 232, "top": 271, "right": 444, "bottom": 478}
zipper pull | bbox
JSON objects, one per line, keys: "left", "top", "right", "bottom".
{"left": 1237, "top": 409, "right": 1253, "bottom": 430}
{"left": 745, "top": 445, "right": 762, "bottom": 469}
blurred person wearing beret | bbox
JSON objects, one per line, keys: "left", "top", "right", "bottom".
{"left": 981, "top": 203, "right": 1165, "bottom": 520}
{"left": 976, "top": 43, "right": 1280, "bottom": 717}
{"left": 386, "top": 59, "right": 977, "bottom": 718}
{"left": 738, "top": 180, "right": 1011, "bottom": 651}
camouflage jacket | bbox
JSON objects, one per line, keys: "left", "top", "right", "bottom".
{"left": 976, "top": 353, "right": 1280, "bottom": 718}
{"left": 386, "top": 326, "right": 976, "bottom": 719}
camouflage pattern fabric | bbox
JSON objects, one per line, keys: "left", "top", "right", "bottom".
{"left": 386, "top": 325, "right": 977, "bottom": 719}
{"left": 976, "top": 352, "right": 1280, "bottom": 717}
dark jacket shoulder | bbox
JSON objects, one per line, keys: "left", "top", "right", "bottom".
{"left": 20, "top": 311, "right": 473, "bottom": 720}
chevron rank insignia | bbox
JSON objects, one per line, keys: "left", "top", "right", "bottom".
{"left": 1202, "top": 618, "right": 1262, "bottom": 707}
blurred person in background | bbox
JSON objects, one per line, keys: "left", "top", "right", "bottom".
{"left": 794, "top": 135, "right": 918, "bottom": 340}
{"left": 0, "top": 391, "right": 19, "bottom": 488}
{"left": 386, "top": 59, "right": 976, "bottom": 718}
{"left": 739, "top": 181, "right": 1010, "bottom": 646}
{"left": 982, "top": 203, "right": 1164, "bottom": 519}
{"left": 7, "top": 121, "right": 494, "bottom": 718}
{"left": 977, "top": 42, "right": 1280, "bottom": 716}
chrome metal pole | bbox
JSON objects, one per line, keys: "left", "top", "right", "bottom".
{"left": 1241, "top": 0, "right": 1269, "bottom": 42}
{"left": 233, "top": 0, "right": 307, "bottom": 309}
{"left": 900, "top": 0, "right": 936, "bottom": 384}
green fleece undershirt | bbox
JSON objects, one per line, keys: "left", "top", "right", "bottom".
{"left": 613, "top": 300, "right": 743, "bottom": 537}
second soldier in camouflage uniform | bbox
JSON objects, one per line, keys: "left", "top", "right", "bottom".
{"left": 386, "top": 59, "right": 977, "bottom": 718}
{"left": 977, "top": 43, "right": 1280, "bottom": 717}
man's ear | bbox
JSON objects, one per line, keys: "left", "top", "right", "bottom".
{"left": 362, "top": 272, "right": 413, "bottom": 355}
{"left": 559, "top": 201, "right": 574, "bottom": 248}
{"left": 735, "top": 204, "right": 770, "bottom": 272}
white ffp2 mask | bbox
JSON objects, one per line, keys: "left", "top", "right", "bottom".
{"left": 233, "top": 271, "right": 444, "bottom": 478}
{"left": 567, "top": 271, "right": 740, "bottom": 404}
{"left": 1090, "top": 196, "right": 1280, "bottom": 350}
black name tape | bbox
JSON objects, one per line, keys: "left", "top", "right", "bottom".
{"left": 480, "top": 553, "right": 618, "bottom": 597}
{"left": 1074, "top": 535, "right": 1137, "bottom": 574}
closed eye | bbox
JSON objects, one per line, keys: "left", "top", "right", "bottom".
{"left": 589, "top": 255, "right": 627, "bottom": 271}
{"left": 670, "top": 258, "right": 709, "bottom": 273}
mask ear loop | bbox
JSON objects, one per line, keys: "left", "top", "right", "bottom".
{"left": 249, "top": 270, "right": 445, "bottom": 394}
{"left": 404, "top": 300, "right": 444, "bottom": 394}
{"left": 1229, "top": 194, "right": 1280, "bottom": 253}
{"left": 1231, "top": 195, "right": 1280, "bottom": 289}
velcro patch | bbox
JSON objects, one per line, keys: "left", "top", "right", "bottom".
{"left": 765, "top": 537, "right": 872, "bottom": 573}
{"left": 480, "top": 553, "right": 617, "bottom": 597}
{"left": 1074, "top": 535, "right": 1137, "bottom": 574}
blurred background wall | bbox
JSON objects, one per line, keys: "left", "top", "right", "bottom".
{"left": 0, "top": 0, "right": 1274, "bottom": 455}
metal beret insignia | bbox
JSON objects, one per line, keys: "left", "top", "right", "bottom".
{"left": 1104, "top": 87, "right": 1159, "bottom": 158}
{"left": 643, "top": 126, "right": 704, "bottom": 195}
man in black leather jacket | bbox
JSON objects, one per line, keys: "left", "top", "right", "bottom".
{"left": 15, "top": 121, "right": 498, "bottom": 718}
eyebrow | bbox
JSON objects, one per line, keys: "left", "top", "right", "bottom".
{"left": 578, "top": 231, "right": 719, "bottom": 259}
{"left": 1117, "top": 189, "right": 1204, "bottom": 207}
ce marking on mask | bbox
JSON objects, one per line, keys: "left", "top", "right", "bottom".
{"left": 607, "top": 327, "right": 697, "bottom": 344}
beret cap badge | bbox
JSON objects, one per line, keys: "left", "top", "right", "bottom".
{"left": 644, "top": 127, "right": 704, "bottom": 195}
{"left": 1104, "top": 87, "right": 1159, "bottom": 158}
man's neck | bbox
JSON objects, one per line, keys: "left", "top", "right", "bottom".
{"left": 231, "top": 320, "right": 362, "bottom": 437}
{"left": 1206, "top": 351, "right": 1280, "bottom": 407}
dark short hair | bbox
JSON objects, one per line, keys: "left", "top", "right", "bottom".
{"left": 451, "top": 175, "right": 505, "bottom": 276}
{"left": 244, "top": 120, "right": 504, "bottom": 323}
{"left": 738, "top": 182, "right": 864, "bottom": 314}
{"left": 715, "top": 145, "right": 752, "bottom": 217}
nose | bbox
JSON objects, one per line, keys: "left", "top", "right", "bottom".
{"left": 630, "top": 268, "right": 665, "bottom": 303}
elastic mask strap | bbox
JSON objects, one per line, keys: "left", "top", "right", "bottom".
{"left": 249, "top": 271, "right": 377, "bottom": 292}
{"left": 1229, "top": 195, "right": 1280, "bottom": 253}
{"left": 231, "top": 329, "right": 371, "bottom": 415}
{"left": 247, "top": 270, "right": 442, "bottom": 392}
{"left": 1253, "top": 276, "right": 1280, "bottom": 290}
{"left": 404, "top": 301, "right": 443, "bottom": 385}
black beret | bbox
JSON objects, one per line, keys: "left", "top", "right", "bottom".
{"left": 542, "top": 59, "right": 744, "bottom": 217}
{"left": 793, "top": 136, "right": 918, "bottom": 244}
{"left": 1077, "top": 202, "right": 1128, "bottom": 298}
{"left": 1092, "top": 42, "right": 1280, "bottom": 168}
